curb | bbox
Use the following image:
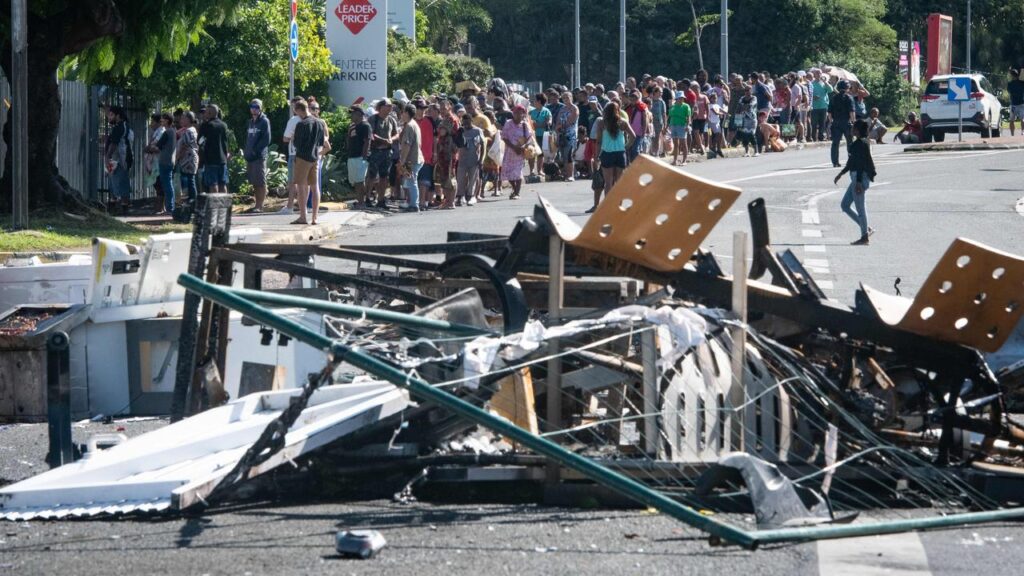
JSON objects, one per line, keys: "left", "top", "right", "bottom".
{"left": 904, "top": 141, "right": 1024, "bottom": 153}
{"left": 666, "top": 140, "right": 830, "bottom": 164}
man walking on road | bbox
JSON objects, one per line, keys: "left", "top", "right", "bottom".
{"left": 828, "top": 80, "right": 856, "bottom": 167}
{"left": 244, "top": 99, "right": 271, "bottom": 212}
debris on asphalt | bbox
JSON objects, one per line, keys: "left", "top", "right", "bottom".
{"left": 335, "top": 529, "right": 386, "bottom": 559}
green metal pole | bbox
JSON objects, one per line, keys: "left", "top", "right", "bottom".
{"left": 177, "top": 273, "right": 758, "bottom": 549}
{"left": 224, "top": 286, "right": 495, "bottom": 337}
{"left": 751, "top": 506, "right": 1024, "bottom": 546}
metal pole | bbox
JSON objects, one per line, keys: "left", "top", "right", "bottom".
{"left": 729, "top": 231, "right": 748, "bottom": 451}
{"left": 289, "top": 59, "right": 295, "bottom": 101}
{"left": 11, "top": 0, "right": 29, "bottom": 228}
{"left": 45, "top": 331, "right": 74, "bottom": 468}
{"left": 720, "top": 0, "right": 729, "bottom": 80}
{"left": 545, "top": 234, "right": 564, "bottom": 485}
{"left": 958, "top": 101, "right": 963, "bottom": 142}
{"left": 619, "top": 0, "right": 626, "bottom": 84}
{"left": 574, "top": 0, "right": 581, "bottom": 87}
{"left": 966, "top": 0, "right": 971, "bottom": 73}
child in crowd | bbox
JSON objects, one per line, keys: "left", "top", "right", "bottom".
{"left": 574, "top": 125, "right": 590, "bottom": 178}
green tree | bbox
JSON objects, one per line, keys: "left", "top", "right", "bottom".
{"left": 1, "top": 0, "right": 242, "bottom": 207}
{"left": 94, "top": 0, "right": 336, "bottom": 140}
{"left": 420, "top": 0, "right": 492, "bottom": 54}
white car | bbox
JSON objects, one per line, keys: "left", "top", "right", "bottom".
{"left": 919, "top": 74, "right": 1002, "bottom": 141}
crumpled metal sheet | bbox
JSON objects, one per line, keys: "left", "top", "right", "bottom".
{"left": 0, "top": 381, "right": 409, "bottom": 521}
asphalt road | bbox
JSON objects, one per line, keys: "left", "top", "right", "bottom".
{"left": 2, "top": 143, "right": 1023, "bottom": 575}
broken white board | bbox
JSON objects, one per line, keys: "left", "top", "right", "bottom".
{"left": 0, "top": 381, "right": 409, "bottom": 520}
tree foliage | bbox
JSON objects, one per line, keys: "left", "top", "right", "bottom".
{"left": 76, "top": 0, "right": 336, "bottom": 119}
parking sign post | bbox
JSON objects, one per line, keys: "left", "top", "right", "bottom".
{"left": 947, "top": 77, "right": 971, "bottom": 143}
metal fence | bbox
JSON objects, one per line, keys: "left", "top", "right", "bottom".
{"left": 0, "top": 72, "right": 154, "bottom": 204}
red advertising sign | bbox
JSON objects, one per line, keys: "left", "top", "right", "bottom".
{"left": 926, "top": 13, "right": 952, "bottom": 80}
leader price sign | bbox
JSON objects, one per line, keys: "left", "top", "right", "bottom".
{"left": 327, "top": 0, "right": 387, "bottom": 107}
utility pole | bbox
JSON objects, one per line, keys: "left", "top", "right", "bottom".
{"left": 619, "top": 0, "right": 626, "bottom": 84}
{"left": 720, "top": 0, "right": 729, "bottom": 80}
{"left": 966, "top": 0, "right": 972, "bottom": 73}
{"left": 574, "top": 0, "right": 581, "bottom": 87}
{"left": 288, "top": 0, "right": 297, "bottom": 100}
{"left": 11, "top": 0, "right": 29, "bottom": 228}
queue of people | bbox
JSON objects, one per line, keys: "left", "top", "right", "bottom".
{"left": 106, "top": 67, "right": 884, "bottom": 220}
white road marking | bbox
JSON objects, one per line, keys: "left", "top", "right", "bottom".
{"left": 817, "top": 532, "right": 932, "bottom": 575}
{"left": 802, "top": 210, "right": 820, "bottom": 224}
{"left": 807, "top": 266, "right": 831, "bottom": 274}
{"left": 805, "top": 245, "right": 827, "bottom": 253}
{"left": 802, "top": 229, "right": 823, "bottom": 238}
{"left": 817, "top": 280, "right": 834, "bottom": 290}
{"left": 1016, "top": 197, "right": 1024, "bottom": 217}
{"left": 804, "top": 259, "right": 830, "bottom": 268}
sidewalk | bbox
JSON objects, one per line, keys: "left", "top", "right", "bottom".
{"left": 904, "top": 134, "right": 1024, "bottom": 153}
{"left": 119, "top": 202, "right": 378, "bottom": 247}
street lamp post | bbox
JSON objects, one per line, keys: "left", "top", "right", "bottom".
{"left": 966, "top": 0, "right": 972, "bottom": 73}
{"left": 574, "top": 0, "right": 581, "bottom": 87}
{"left": 720, "top": 0, "right": 729, "bottom": 80}
{"left": 619, "top": 0, "right": 626, "bottom": 84}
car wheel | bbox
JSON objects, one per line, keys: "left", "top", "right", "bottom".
{"left": 932, "top": 131, "right": 945, "bottom": 142}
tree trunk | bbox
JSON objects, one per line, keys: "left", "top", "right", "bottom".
{"left": 0, "top": 0, "right": 122, "bottom": 211}
{"left": 689, "top": 1, "right": 705, "bottom": 71}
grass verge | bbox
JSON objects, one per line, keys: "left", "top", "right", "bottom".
{"left": 0, "top": 210, "right": 192, "bottom": 253}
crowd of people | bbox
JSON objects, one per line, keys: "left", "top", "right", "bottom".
{"left": 103, "top": 66, "right": 886, "bottom": 221}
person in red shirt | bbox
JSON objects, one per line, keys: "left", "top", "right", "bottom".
{"left": 414, "top": 99, "right": 437, "bottom": 209}
{"left": 893, "top": 112, "right": 923, "bottom": 144}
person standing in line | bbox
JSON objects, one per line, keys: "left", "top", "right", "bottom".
{"left": 366, "top": 98, "right": 400, "bottom": 208}
{"left": 649, "top": 86, "right": 667, "bottom": 158}
{"left": 1008, "top": 68, "right": 1024, "bottom": 136}
{"left": 307, "top": 97, "right": 331, "bottom": 216}
{"left": 414, "top": 99, "right": 436, "bottom": 209}
{"left": 500, "top": 105, "right": 533, "bottom": 200}
{"left": 397, "top": 104, "right": 424, "bottom": 213}
{"left": 691, "top": 82, "right": 709, "bottom": 155}
{"left": 175, "top": 111, "right": 199, "bottom": 207}
{"left": 810, "top": 69, "right": 833, "bottom": 142}
{"left": 667, "top": 91, "right": 691, "bottom": 165}
{"left": 528, "top": 93, "right": 552, "bottom": 179}
{"left": 153, "top": 113, "right": 176, "bottom": 214}
{"left": 456, "top": 112, "right": 484, "bottom": 206}
{"left": 736, "top": 86, "right": 758, "bottom": 156}
{"left": 104, "top": 106, "right": 135, "bottom": 214}
{"left": 828, "top": 80, "right": 856, "bottom": 167}
{"left": 347, "top": 106, "right": 372, "bottom": 206}
{"left": 244, "top": 98, "right": 271, "bottom": 212}
{"left": 433, "top": 97, "right": 459, "bottom": 209}
{"left": 144, "top": 114, "right": 164, "bottom": 209}
{"left": 278, "top": 96, "right": 304, "bottom": 214}
{"left": 625, "top": 90, "right": 648, "bottom": 163}
{"left": 198, "top": 104, "right": 229, "bottom": 194}
{"left": 589, "top": 101, "right": 635, "bottom": 214}
{"left": 834, "top": 119, "right": 876, "bottom": 245}
{"left": 290, "top": 99, "right": 324, "bottom": 225}
{"left": 707, "top": 92, "right": 725, "bottom": 158}
{"left": 554, "top": 91, "right": 579, "bottom": 181}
